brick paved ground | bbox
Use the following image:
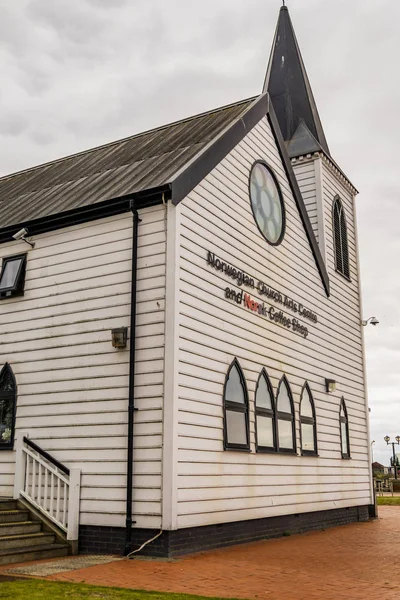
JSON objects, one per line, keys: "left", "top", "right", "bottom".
{"left": 2, "top": 507, "right": 400, "bottom": 599}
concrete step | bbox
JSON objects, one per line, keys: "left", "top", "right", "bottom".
{"left": 0, "top": 499, "right": 18, "bottom": 511}
{"left": 0, "top": 498, "right": 71, "bottom": 567}
{"left": 0, "top": 543, "right": 69, "bottom": 566}
{"left": 0, "top": 510, "right": 29, "bottom": 524}
{"left": 0, "top": 532, "right": 55, "bottom": 551}
{"left": 0, "top": 521, "right": 41, "bottom": 537}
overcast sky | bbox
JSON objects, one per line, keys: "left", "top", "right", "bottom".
{"left": 0, "top": 0, "right": 398, "bottom": 465}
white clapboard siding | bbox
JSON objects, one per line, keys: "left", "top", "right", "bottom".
{"left": 292, "top": 158, "right": 319, "bottom": 240}
{"left": 0, "top": 208, "right": 166, "bottom": 529}
{"left": 175, "top": 115, "right": 370, "bottom": 529}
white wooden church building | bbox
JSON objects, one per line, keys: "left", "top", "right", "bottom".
{"left": 0, "top": 6, "right": 373, "bottom": 559}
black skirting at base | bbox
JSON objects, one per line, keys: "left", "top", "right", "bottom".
{"left": 79, "top": 504, "right": 372, "bottom": 558}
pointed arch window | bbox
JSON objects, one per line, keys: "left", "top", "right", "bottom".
{"left": 0, "top": 364, "right": 17, "bottom": 450}
{"left": 255, "top": 370, "right": 276, "bottom": 452}
{"left": 340, "top": 399, "right": 350, "bottom": 458}
{"left": 333, "top": 197, "right": 350, "bottom": 279}
{"left": 300, "top": 384, "right": 317, "bottom": 455}
{"left": 276, "top": 377, "right": 296, "bottom": 453}
{"left": 223, "top": 359, "right": 250, "bottom": 451}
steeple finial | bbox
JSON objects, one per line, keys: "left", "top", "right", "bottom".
{"left": 263, "top": 5, "right": 330, "bottom": 156}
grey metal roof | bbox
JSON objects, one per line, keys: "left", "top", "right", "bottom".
{"left": 286, "top": 121, "right": 322, "bottom": 157}
{"left": 0, "top": 97, "right": 255, "bottom": 230}
{"left": 263, "top": 6, "right": 330, "bottom": 157}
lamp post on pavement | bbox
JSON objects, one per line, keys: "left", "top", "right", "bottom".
{"left": 384, "top": 436, "right": 400, "bottom": 479}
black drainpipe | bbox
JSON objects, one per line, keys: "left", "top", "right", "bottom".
{"left": 124, "top": 202, "right": 140, "bottom": 555}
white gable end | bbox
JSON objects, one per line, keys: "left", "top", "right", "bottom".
{"left": 171, "top": 115, "right": 370, "bottom": 529}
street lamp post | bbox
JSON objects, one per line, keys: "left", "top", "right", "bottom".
{"left": 384, "top": 436, "right": 400, "bottom": 479}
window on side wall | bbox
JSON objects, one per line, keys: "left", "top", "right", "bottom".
{"left": 255, "top": 369, "right": 276, "bottom": 452}
{"left": 0, "top": 364, "right": 17, "bottom": 450}
{"left": 340, "top": 399, "right": 351, "bottom": 458}
{"left": 300, "top": 383, "right": 317, "bottom": 455}
{"left": 223, "top": 359, "right": 250, "bottom": 451}
{"left": 332, "top": 197, "right": 350, "bottom": 280}
{"left": 0, "top": 254, "right": 27, "bottom": 299}
{"left": 276, "top": 376, "right": 296, "bottom": 453}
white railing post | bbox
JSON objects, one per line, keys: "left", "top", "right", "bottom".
{"left": 13, "top": 437, "right": 81, "bottom": 548}
{"left": 13, "top": 431, "right": 29, "bottom": 500}
{"left": 67, "top": 468, "right": 81, "bottom": 542}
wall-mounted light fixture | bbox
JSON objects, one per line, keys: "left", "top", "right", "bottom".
{"left": 325, "top": 378, "right": 336, "bottom": 393}
{"left": 111, "top": 327, "right": 128, "bottom": 349}
{"left": 362, "top": 317, "right": 379, "bottom": 327}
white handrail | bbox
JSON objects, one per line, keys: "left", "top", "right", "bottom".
{"left": 14, "top": 432, "right": 81, "bottom": 541}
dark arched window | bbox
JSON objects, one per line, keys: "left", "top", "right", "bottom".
{"left": 276, "top": 376, "right": 296, "bottom": 453}
{"left": 333, "top": 197, "right": 350, "bottom": 279}
{"left": 255, "top": 369, "right": 276, "bottom": 452}
{"left": 0, "top": 364, "right": 17, "bottom": 450}
{"left": 223, "top": 359, "right": 249, "bottom": 451}
{"left": 300, "top": 383, "right": 317, "bottom": 455}
{"left": 340, "top": 399, "right": 350, "bottom": 458}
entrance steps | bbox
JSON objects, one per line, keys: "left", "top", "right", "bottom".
{"left": 0, "top": 498, "right": 69, "bottom": 566}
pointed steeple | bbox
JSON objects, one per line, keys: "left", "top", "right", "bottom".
{"left": 263, "top": 6, "right": 330, "bottom": 157}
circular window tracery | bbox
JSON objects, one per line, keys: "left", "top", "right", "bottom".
{"left": 249, "top": 161, "right": 285, "bottom": 246}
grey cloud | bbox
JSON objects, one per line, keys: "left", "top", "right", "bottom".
{"left": 0, "top": 3, "right": 32, "bottom": 58}
{"left": 29, "top": 129, "right": 56, "bottom": 146}
{"left": 0, "top": 114, "right": 29, "bottom": 137}
{"left": 85, "top": 0, "right": 128, "bottom": 8}
{"left": 16, "top": 66, "right": 54, "bottom": 96}
{"left": 27, "top": 0, "right": 107, "bottom": 43}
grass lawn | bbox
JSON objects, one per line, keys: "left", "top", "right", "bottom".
{"left": 377, "top": 496, "right": 400, "bottom": 505}
{"left": 0, "top": 580, "right": 234, "bottom": 600}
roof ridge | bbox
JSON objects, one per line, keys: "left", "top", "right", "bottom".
{"left": 0, "top": 96, "right": 257, "bottom": 184}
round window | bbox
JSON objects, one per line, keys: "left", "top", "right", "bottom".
{"left": 249, "top": 161, "right": 285, "bottom": 246}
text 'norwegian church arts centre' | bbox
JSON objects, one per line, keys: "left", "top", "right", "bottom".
{"left": 206, "top": 251, "right": 317, "bottom": 339}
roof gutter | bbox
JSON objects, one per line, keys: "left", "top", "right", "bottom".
{"left": 124, "top": 202, "right": 140, "bottom": 555}
{"left": 0, "top": 186, "right": 170, "bottom": 246}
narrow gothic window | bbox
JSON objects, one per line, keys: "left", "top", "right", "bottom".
{"left": 0, "top": 364, "right": 17, "bottom": 450}
{"left": 276, "top": 376, "right": 296, "bottom": 452}
{"left": 223, "top": 359, "right": 249, "bottom": 450}
{"left": 333, "top": 197, "right": 350, "bottom": 279}
{"left": 340, "top": 399, "right": 350, "bottom": 458}
{"left": 255, "top": 370, "right": 276, "bottom": 452}
{"left": 300, "top": 384, "right": 317, "bottom": 455}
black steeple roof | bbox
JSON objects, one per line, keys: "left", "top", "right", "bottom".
{"left": 263, "top": 6, "right": 330, "bottom": 157}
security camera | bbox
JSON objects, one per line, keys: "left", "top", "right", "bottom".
{"left": 12, "top": 228, "right": 29, "bottom": 241}
{"left": 12, "top": 227, "right": 35, "bottom": 248}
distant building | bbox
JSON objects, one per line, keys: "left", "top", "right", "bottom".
{"left": 372, "top": 462, "right": 388, "bottom": 475}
